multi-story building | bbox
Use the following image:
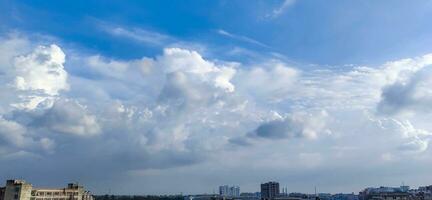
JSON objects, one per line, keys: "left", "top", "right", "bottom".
{"left": 359, "top": 186, "right": 411, "bottom": 200}
{"left": 0, "top": 180, "right": 93, "bottom": 200}
{"left": 219, "top": 185, "right": 240, "bottom": 197}
{"left": 261, "top": 182, "right": 279, "bottom": 200}
{"left": 332, "top": 193, "right": 359, "bottom": 200}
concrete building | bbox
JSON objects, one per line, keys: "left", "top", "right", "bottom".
{"left": 219, "top": 186, "right": 240, "bottom": 197}
{"left": 239, "top": 192, "right": 261, "bottom": 200}
{"left": 359, "top": 187, "right": 411, "bottom": 200}
{"left": 0, "top": 180, "right": 93, "bottom": 200}
{"left": 332, "top": 193, "right": 359, "bottom": 200}
{"left": 261, "top": 182, "right": 279, "bottom": 200}
{"left": 184, "top": 194, "right": 222, "bottom": 200}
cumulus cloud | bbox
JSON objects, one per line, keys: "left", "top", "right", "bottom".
{"left": 5, "top": 44, "right": 69, "bottom": 110}
{"left": 34, "top": 99, "right": 101, "bottom": 136}
{"left": 0, "top": 117, "right": 55, "bottom": 155}
{"left": 159, "top": 48, "right": 236, "bottom": 92}
{"left": 249, "top": 111, "right": 328, "bottom": 140}
{"left": 378, "top": 64, "right": 432, "bottom": 115}
{"left": 0, "top": 117, "right": 28, "bottom": 148}
{"left": 235, "top": 61, "right": 298, "bottom": 103}
{"left": 3, "top": 33, "right": 432, "bottom": 192}
{"left": 13, "top": 44, "right": 68, "bottom": 95}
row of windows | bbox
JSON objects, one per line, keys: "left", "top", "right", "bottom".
{"left": 33, "top": 192, "right": 79, "bottom": 196}
{"left": 30, "top": 198, "right": 79, "bottom": 200}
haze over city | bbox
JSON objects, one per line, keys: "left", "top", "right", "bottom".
{"left": 1, "top": 0, "right": 432, "bottom": 195}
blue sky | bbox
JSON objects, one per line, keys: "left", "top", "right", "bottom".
{"left": 1, "top": 0, "right": 432, "bottom": 195}
{"left": 3, "top": 0, "right": 432, "bottom": 64}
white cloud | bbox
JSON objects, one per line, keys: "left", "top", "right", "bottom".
{"left": 377, "top": 59, "right": 432, "bottom": 115}
{"left": 268, "top": 0, "right": 297, "bottom": 18}
{"left": 2, "top": 33, "right": 432, "bottom": 192}
{"left": 0, "top": 117, "right": 55, "bottom": 155}
{"left": 217, "top": 29, "right": 269, "bottom": 48}
{"left": 235, "top": 60, "right": 298, "bottom": 102}
{"left": 13, "top": 44, "right": 68, "bottom": 95}
{"left": 249, "top": 110, "right": 329, "bottom": 140}
{"left": 4, "top": 43, "right": 69, "bottom": 110}
{"left": 0, "top": 117, "right": 28, "bottom": 148}
{"left": 100, "top": 23, "right": 174, "bottom": 46}
{"left": 159, "top": 48, "right": 236, "bottom": 92}
{"left": 35, "top": 99, "right": 101, "bottom": 136}
{"left": 398, "top": 138, "right": 429, "bottom": 153}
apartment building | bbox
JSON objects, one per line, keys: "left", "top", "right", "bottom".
{"left": 0, "top": 180, "right": 93, "bottom": 200}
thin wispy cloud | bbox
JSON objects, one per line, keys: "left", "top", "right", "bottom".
{"left": 100, "top": 23, "right": 174, "bottom": 46}
{"left": 217, "top": 29, "right": 269, "bottom": 48}
{"left": 268, "top": 0, "right": 297, "bottom": 18}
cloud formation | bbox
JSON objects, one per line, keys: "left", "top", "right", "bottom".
{"left": 268, "top": 0, "right": 297, "bottom": 18}
{"left": 34, "top": 99, "right": 101, "bottom": 136}
{"left": 217, "top": 29, "right": 269, "bottom": 48}
{"left": 377, "top": 58, "right": 432, "bottom": 115}
{"left": 250, "top": 111, "right": 328, "bottom": 140}
{"left": 1, "top": 33, "right": 432, "bottom": 193}
{"left": 13, "top": 44, "right": 68, "bottom": 95}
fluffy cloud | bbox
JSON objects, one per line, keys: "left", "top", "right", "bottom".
{"left": 13, "top": 44, "right": 68, "bottom": 95}
{"left": 34, "top": 99, "right": 101, "bottom": 136}
{"left": 159, "top": 48, "right": 236, "bottom": 93}
{"left": 250, "top": 111, "right": 328, "bottom": 140}
{"left": 0, "top": 117, "right": 55, "bottom": 156}
{"left": 0, "top": 43, "right": 69, "bottom": 111}
{"left": 378, "top": 64, "right": 432, "bottom": 115}
{"left": 234, "top": 61, "right": 298, "bottom": 103}
{"left": 2, "top": 33, "right": 432, "bottom": 193}
{"left": 0, "top": 117, "right": 28, "bottom": 148}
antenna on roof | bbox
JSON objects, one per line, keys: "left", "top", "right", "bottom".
{"left": 315, "top": 186, "right": 317, "bottom": 199}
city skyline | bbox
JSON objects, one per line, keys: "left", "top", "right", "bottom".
{"left": 1, "top": 179, "right": 431, "bottom": 196}
{"left": 1, "top": 0, "right": 432, "bottom": 195}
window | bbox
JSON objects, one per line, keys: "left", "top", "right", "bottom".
{"left": 14, "top": 194, "right": 19, "bottom": 199}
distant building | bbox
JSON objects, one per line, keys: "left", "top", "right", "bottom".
{"left": 359, "top": 186, "right": 410, "bottom": 200}
{"left": 0, "top": 180, "right": 94, "bottom": 200}
{"left": 411, "top": 185, "right": 432, "bottom": 200}
{"left": 185, "top": 194, "right": 221, "bottom": 200}
{"left": 418, "top": 185, "right": 432, "bottom": 193}
{"left": 261, "top": 182, "right": 279, "bottom": 200}
{"left": 332, "top": 193, "right": 358, "bottom": 200}
{"left": 219, "top": 186, "right": 240, "bottom": 197}
{"left": 287, "top": 193, "right": 309, "bottom": 199}
{"left": 239, "top": 192, "right": 261, "bottom": 200}
{"left": 240, "top": 193, "right": 261, "bottom": 198}
{"left": 317, "top": 193, "right": 332, "bottom": 200}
